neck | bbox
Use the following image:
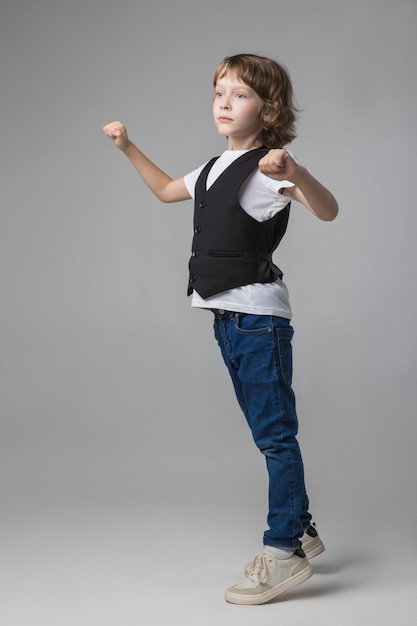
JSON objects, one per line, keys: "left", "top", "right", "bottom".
{"left": 226, "top": 136, "right": 263, "bottom": 151}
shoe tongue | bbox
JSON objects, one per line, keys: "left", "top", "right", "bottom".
{"left": 294, "top": 547, "right": 306, "bottom": 558}
{"left": 306, "top": 524, "right": 318, "bottom": 537}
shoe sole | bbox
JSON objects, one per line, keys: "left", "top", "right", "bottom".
{"left": 225, "top": 562, "right": 313, "bottom": 606}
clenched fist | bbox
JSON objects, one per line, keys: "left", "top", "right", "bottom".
{"left": 103, "top": 121, "right": 130, "bottom": 152}
{"left": 258, "top": 149, "right": 300, "bottom": 183}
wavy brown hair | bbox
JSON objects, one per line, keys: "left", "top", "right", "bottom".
{"left": 213, "top": 53, "right": 298, "bottom": 148}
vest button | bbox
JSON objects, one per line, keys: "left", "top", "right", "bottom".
{"left": 192, "top": 250, "right": 199, "bottom": 257}
{"left": 194, "top": 226, "right": 201, "bottom": 234}
{"left": 199, "top": 200, "right": 206, "bottom": 209}
{"left": 190, "top": 274, "right": 196, "bottom": 284}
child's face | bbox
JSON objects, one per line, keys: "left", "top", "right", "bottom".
{"left": 213, "top": 72, "right": 265, "bottom": 149}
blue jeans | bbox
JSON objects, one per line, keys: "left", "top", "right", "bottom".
{"left": 212, "top": 310, "right": 311, "bottom": 550}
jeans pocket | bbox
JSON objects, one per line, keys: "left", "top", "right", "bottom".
{"left": 235, "top": 313, "right": 273, "bottom": 335}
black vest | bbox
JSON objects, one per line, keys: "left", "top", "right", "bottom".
{"left": 187, "top": 147, "right": 290, "bottom": 299}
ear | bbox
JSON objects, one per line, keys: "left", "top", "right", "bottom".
{"left": 261, "top": 104, "right": 273, "bottom": 126}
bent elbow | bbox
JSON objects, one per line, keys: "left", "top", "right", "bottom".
{"left": 321, "top": 199, "right": 339, "bottom": 221}
{"left": 324, "top": 208, "right": 338, "bottom": 221}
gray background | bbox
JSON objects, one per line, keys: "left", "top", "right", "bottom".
{"left": 1, "top": 1, "right": 416, "bottom": 624}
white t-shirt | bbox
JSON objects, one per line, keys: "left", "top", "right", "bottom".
{"left": 184, "top": 149, "right": 294, "bottom": 319}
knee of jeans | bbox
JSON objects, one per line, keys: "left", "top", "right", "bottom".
{"left": 257, "top": 436, "right": 298, "bottom": 457}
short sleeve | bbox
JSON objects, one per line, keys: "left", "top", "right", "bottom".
{"left": 183, "top": 163, "right": 207, "bottom": 199}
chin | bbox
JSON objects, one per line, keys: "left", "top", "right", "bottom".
{"left": 216, "top": 129, "right": 229, "bottom": 139}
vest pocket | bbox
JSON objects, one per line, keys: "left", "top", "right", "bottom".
{"left": 208, "top": 250, "right": 244, "bottom": 257}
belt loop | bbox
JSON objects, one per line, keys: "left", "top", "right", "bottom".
{"left": 211, "top": 308, "right": 237, "bottom": 320}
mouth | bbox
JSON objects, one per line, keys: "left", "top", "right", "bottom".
{"left": 217, "top": 116, "right": 233, "bottom": 122}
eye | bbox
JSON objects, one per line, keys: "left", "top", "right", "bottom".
{"left": 214, "top": 91, "right": 223, "bottom": 98}
{"left": 236, "top": 93, "right": 246, "bottom": 99}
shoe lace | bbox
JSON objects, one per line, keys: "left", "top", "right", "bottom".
{"left": 246, "top": 553, "right": 273, "bottom": 584}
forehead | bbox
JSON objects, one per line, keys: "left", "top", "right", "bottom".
{"left": 215, "top": 70, "right": 251, "bottom": 88}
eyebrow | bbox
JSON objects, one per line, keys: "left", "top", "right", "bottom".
{"left": 214, "top": 81, "right": 252, "bottom": 92}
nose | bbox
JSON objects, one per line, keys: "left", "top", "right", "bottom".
{"left": 220, "top": 95, "right": 231, "bottom": 109}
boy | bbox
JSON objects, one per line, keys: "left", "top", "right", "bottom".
{"left": 103, "top": 53, "right": 338, "bottom": 605}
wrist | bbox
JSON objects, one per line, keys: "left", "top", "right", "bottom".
{"left": 121, "top": 139, "right": 136, "bottom": 156}
{"left": 290, "top": 164, "right": 309, "bottom": 186}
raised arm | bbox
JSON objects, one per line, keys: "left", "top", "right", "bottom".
{"left": 258, "top": 149, "right": 338, "bottom": 221}
{"left": 103, "top": 121, "right": 191, "bottom": 203}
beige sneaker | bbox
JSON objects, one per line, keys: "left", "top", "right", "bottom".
{"left": 244, "top": 524, "right": 325, "bottom": 576}
{"left": 226, "top": 548, "right": 312, "bottom": 605}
